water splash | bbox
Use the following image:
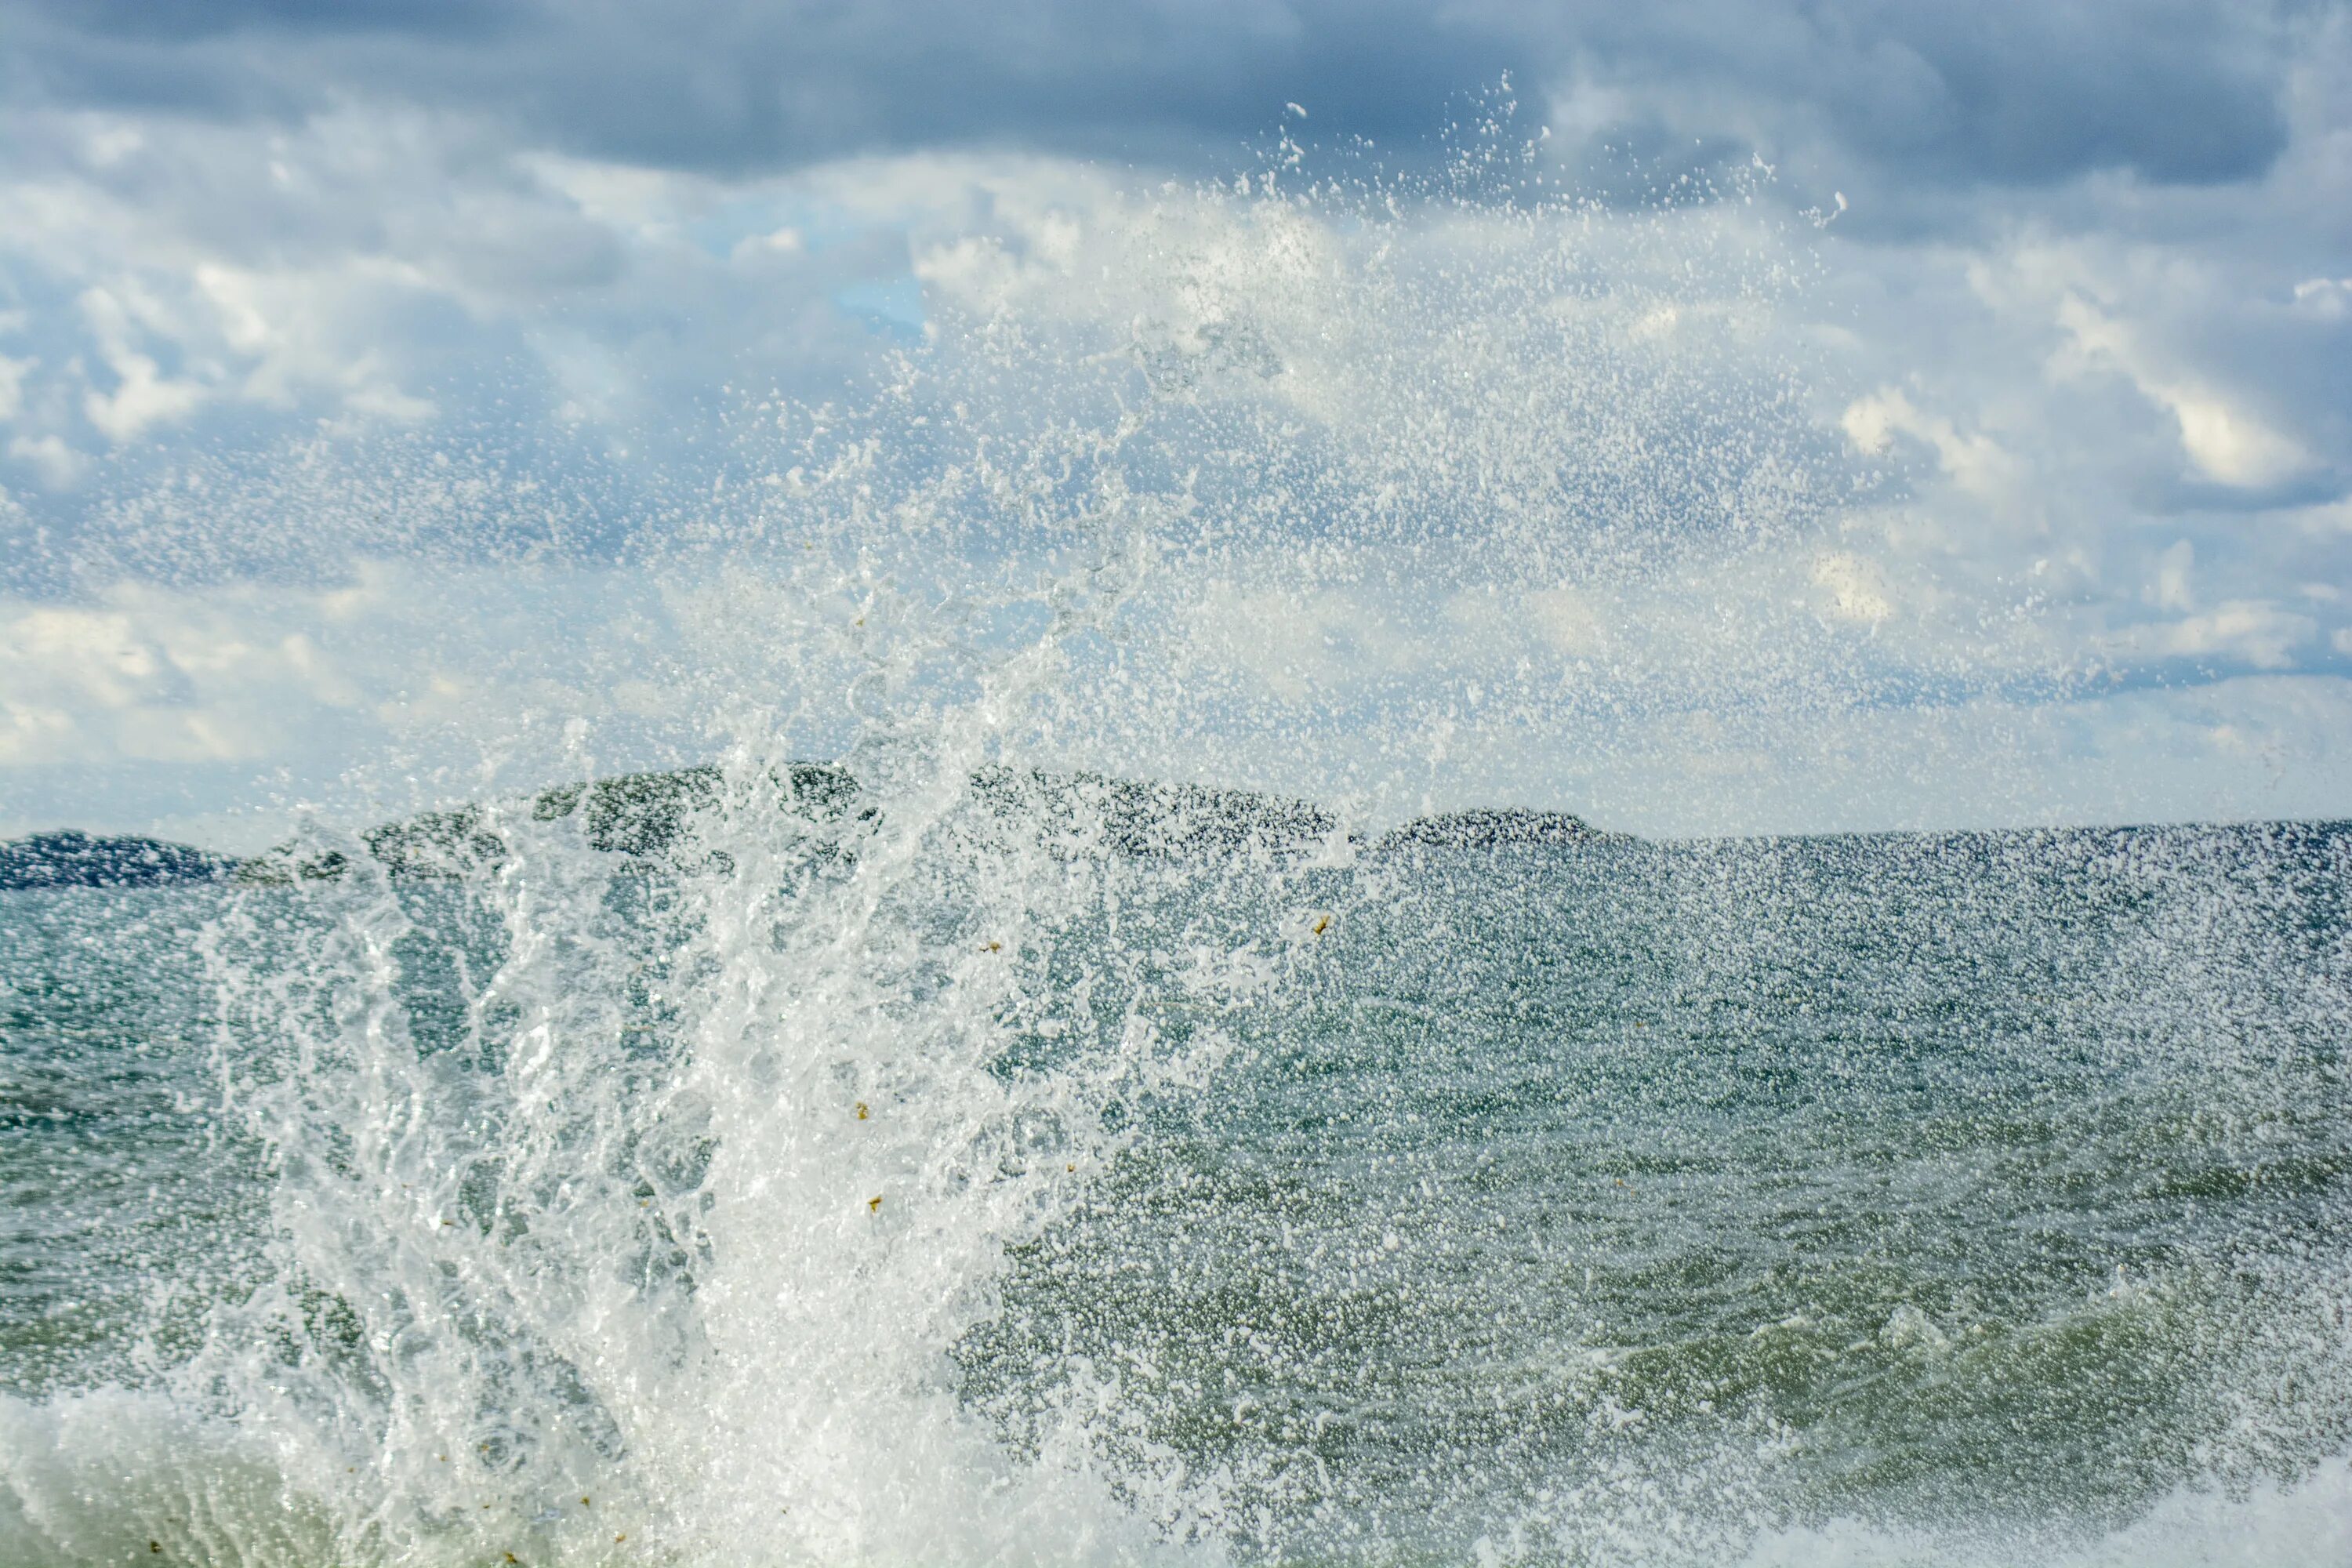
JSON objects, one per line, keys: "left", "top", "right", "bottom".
{"left": 4, "top": 122, "right": 2347, "bottom": 1568}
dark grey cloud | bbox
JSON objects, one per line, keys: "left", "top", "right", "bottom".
{"left": 1554, "top": 2, "right": 2294, "bottom": 186}
{"left": 0, "top": 0, "right": 2312, "bottom": 198}
{"left": 0, "top": 1, "right": 1523, "bottom": 171}
{"left": 26, "top": 0, "right": 497, "bottom": 40}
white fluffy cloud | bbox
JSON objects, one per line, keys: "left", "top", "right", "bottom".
{"left": 0, "top": 104, "right": 917, "bottom": 503}
{"left": 1, "top": 5, "right": 2348, "bottom": 838}
{"left": 0, "top": 562, "right": 721, "bottom": 844}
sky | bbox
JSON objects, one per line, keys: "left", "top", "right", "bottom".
{"left": 1, "top": 0, "right": 2349, "bottom": 846}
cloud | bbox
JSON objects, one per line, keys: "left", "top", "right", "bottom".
{"left": 0, "top": 100, "right": 930, "bottom": 528}
{"left": 0, "top": 350, "right": 32, "bottom": 422}
{"left": 0, "top": 590, "right": 321, "bottom": 766}
{"left": 0, "top": 2, "right": 2348, "bottom": 837}
{"left": 2107, "top": 601, "right": 2318, "bottom": 672}
{"left": 2053, "top": 292, "right": 2314, "bottom": 490}
{"left": 0, "top": 560, "right": 728, "bottom": 838}
{"left": 1, "top": 1, "right": 2312, "bottom": 200}
{"left": 1840, "top": 386, "right": 2016, "bottom": 499}
{"left": 1810, "top": 552, "right": 1894, "bottom": 625}
{"left": 7, "top": 433, "right": 83, "bottom": 490}
{"left": 74, "top": 283, "right": 213, "bottom": 441}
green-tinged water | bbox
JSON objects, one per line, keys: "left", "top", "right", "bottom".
{"left": 4, "top": 821, "right": 2349, "bottom": 1565}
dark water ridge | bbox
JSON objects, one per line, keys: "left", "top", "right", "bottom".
{"left": 0, "top": 831, "right": 235, "bottom": 891}
{"left": 13, "top": 761, "right": 2345, "bottom": 891}
{"left": 8, "top": 766, "right": 1610, "bottom": 888}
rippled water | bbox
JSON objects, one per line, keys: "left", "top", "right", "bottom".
{"left": 6, "top": 817, "right": 2347, "bottom": 1565}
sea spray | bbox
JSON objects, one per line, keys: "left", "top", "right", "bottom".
{"left": 3, "top": 116, "right": 2348, "bottom": 1568}
{"left": 145, "top": 561, "right": 1319, "bottom": 1560}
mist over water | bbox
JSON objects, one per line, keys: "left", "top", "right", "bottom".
{"left": 5, "top": 127, "right": 2350, "bottom": 1566}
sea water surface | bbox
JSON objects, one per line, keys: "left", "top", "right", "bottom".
{"left": 5, "top": 815, "right": 2348, "bottom": 1566}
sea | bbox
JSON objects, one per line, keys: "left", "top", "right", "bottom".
{"left": 5, "top": 140, "right": 2352, "bottom": 1566}
{"left": 5, "top": 808, "right": 2349, "bottom": 1566}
